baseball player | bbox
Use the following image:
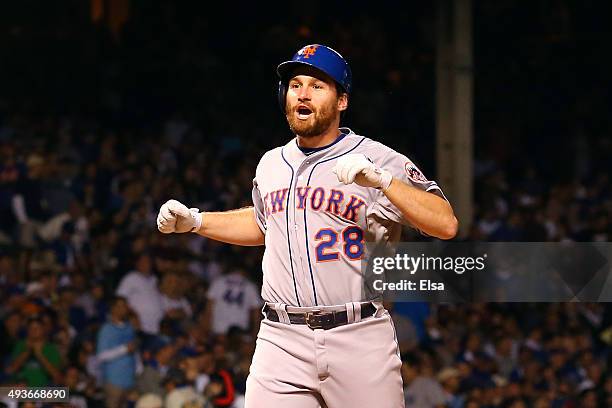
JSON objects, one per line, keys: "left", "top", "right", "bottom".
{"left": 157, "top": 44, "right": 458, "bottom": 408}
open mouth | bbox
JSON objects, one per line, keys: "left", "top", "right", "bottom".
{"left": 296, "top": 105, "right": 313, "bottom": 120}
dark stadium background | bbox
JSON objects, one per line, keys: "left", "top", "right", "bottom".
{"left": 0, "top": 1, "right": 610, "bottom": 407}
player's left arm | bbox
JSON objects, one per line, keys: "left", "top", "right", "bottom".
{"left": 382, "top": 178, "right": 457, "bottom": 239}
{"left": 333, "top": 153, "right": 458, "bottom": 240}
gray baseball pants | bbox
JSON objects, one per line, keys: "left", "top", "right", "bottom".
{"left": 245, "top": 302, "right": 405, "bottom": 408}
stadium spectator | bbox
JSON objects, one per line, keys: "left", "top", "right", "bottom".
{"left": 5, "top": 316, "right": 62, "bottom": 386}
{"left": 160, "top": 271, "right": 193, "bottom": 321}
{"left": 13, "top": 153, "right": 50, "bottom": 248}
{"left": 61, "top": 365, "right": 93, "bottom": 408}
{"left": 96, "top": 296, "right": 137, "bottom": 408}
{"left": 162, "top": 367, "right": 205, "bottom": 408}
{"left": 203, "top": 264, "right": 262, "bottom": 337}
{"left": 116, "top": 250, "right": 163, "bottom": 335}
{"left": 71, "top": 272, "right": 97, "bottom": 320}
{"left": 136, "top": 341, "right": 177, "bottom": 397}
{"left": 437, "top": 367, "right": 464, "bottom": 408}
{"left": 402, "top": 353, "right": 446, "bottom": 408}
{"left": 0, "top": 311, "right": 22, "bottom": 370}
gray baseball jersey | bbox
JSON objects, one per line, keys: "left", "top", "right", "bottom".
{"left": 252, "top": 128, "right": 445, "bottom": 307}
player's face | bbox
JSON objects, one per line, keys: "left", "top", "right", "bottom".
{"left": 285, "top": 69, "right": 348, "bottom": 138}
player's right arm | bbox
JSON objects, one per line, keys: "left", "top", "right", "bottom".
{"left": 157, "top": 200, "right": 264, "bottom": 246}
{"left": 158, "top": 153, "right": 272, "bottom": 245}
{"left": 198, "top": 207, "right": 264, "bottom": 245}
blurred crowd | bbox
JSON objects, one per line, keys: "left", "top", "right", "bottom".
{"left": 1, "top": 0, "right": 611, "bottom": 407}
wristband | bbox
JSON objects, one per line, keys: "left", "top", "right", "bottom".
{"left": 379, "top": 169, "right": 393, "bottom": 192}
{"left": 189, "top": 208, "right": 202, "bottom": 232}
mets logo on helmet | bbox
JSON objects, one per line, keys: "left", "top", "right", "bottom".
{"left": 299, "top": 45, "right": 318, "bottom": 59}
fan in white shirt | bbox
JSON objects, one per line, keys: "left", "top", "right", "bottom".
{"left": 202, "top": 266, "right": 262, "bottom": 337}
{"left": 116, "top": 252, "right": 164, "bottom": 335}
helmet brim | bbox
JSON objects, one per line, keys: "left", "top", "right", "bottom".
{"left": 276, "top": 61, "right": 347, "bottom": 93}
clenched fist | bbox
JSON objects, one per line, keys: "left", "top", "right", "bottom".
{"left": 157, "top": 199, "right": 202, "bottom": 233}
{"left": 333, "top": 154, "right": 393, "bottom": 191}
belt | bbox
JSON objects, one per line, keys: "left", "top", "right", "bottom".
{"left": 263, "top": 302, "right": 377, "bottom": 330}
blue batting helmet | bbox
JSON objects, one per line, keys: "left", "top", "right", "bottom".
{"left": 277, "top": 44, "right": 352, "bottom": 113}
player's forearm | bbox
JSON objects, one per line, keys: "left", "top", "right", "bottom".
{"left": 196, "top": 207, "right": 265, "bottom": 246}
{"left": 384, "top": 178, "right": 458, "bottom": 239}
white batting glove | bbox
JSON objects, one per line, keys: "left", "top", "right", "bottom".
{"left": 157, "top": 199, "right": 202, "bottom": 234}
{"left": 333, "top": 154, "right": 393, "bottom": 191}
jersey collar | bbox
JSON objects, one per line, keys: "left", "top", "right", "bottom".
{"left": 292, "top": 127, "right": 354, "bottom": 154}
{"left": 296, "top": 132, "right": 347, "bottom": 156}
{"left": 282, "top": 128, "right": 357, "bottom": 164}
